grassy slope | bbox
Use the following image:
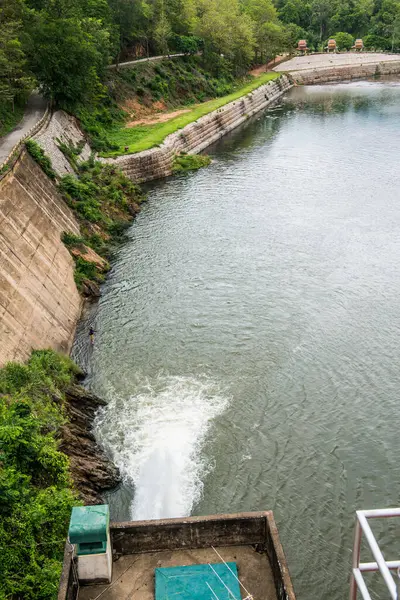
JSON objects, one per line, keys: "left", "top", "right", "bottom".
{"left": 101, "top": 71, "right": 280, "bottom": 157}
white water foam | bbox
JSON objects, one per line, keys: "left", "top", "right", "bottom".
{"left": 93, "top": 375, "right": 228, "bottom": 520}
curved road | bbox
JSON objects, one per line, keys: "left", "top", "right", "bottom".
{"left": 0, "top": 92, "right": 47, "bottom": 164}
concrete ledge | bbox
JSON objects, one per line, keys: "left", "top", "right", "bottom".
{"left": 110, "top": 512, "right": 268, "bottom": 554}
{"left": 110, "top": 512, "right": 295, "bottom": 600}
{"left": 290, "top": 60, "right": 400, "bottom": 84}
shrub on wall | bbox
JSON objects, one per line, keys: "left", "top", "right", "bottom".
{"left": 25, "top": 140, "right": 56, "bottom": 180}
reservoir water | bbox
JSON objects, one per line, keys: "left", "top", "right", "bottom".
{"left": 73, "top": 81, "right": 400, "bottom": 600}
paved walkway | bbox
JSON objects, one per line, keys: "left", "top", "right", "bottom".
{"left": 274, "top": 52, "right": 400, "bottom": 72}
{"left": 108, "top": 53, "right": 185, "bottom": 70}
{"left": 0, "top": 92, "right": 47, "bottom": 163}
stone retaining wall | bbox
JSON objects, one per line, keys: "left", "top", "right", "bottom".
{"left": 291, "top": 60, "right": 400, "bottom": 84}
{"left": 110, "top": 75, "right": 293, "bottom": 183}
{"left": 34, "top": 110, "right": 91, "bottom": 178}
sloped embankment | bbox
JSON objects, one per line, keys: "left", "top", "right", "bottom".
{"left": 110, "top": 75, "right": 293, "bottom": 182}
{"left": 0, "top": 151, "right": 82, "bottom": 366}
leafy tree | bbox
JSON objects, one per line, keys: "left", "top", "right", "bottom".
{"left": 334, "top": 31, "right": 354, "bottom": 49}
{"left": 284, "top": 22, "right": 308, "bottom": 50}
{"left": 278, "top": 0, "right": 311, "bottom": 29}
{"left": 108, "top": 0, "right": 153, "bottom": 62}
{"left": 363, "top": 32, "right": 392, "bottom": 49}
{"left": 0, "top": 350, "right": 81, "bottom": 600}
{"left": 260, "top": 21, "right": 286, "bottom": 61}
{"left": 26, "top": 15, "right": 110, "bottom": 109}
{"left": 0, "top": 1, "right": 32, "bottom": 114}
{"left": 0, "top": 20, "right": 32, "bottom": 112}
{"left": 243, "top": 0, "right": 280, "bottom": 61}
{"left": 311, "top": 0, "right": 333, "bottom": 40}
{"left": 154, "top": 0, "right": 172, "bottom": 54}
{"left": 192, "top": 0, "right": 255, "bottom": 71}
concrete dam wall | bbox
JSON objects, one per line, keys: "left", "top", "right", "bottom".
{"left": 0, "top": 150, "right": 82, "bottom": 366}
{"left": 111, "top": 75, "right": 293, "bottom": 183}
{"left": 289, "top": 59, "right": 400, "bottom": 85}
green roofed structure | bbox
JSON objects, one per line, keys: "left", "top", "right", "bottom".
{"left": 68, "top": 505, "right": 112, "bottom": 584}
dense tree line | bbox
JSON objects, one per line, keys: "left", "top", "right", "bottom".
{"left": 1, "top": 0, "right": 400, "bottom": 135}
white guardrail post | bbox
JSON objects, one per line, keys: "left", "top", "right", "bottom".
{"left": 350, "top": 508, "right": 400, "bottom": 600}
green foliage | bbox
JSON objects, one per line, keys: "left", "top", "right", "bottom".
{"left": 25, "top": 140, "right": 56, "bottom": 180}
{"left": 0, "top": 1, "right": 33, "bottom": 123}
{"left": 59, "top": 160, "right": 143, "bottom": 290}
{"left": 0, "top": 350, "right": 81, "bottom": 600}
{"left": 76, "top": 102, "right": 123, "bottom": 152}
{"left": 172, "top": 152, "right": 211, "bottom": 173}
{"left": 363, "top": 33, "right": 391, "bottom": 50}
{"left": 26, "top": 15, "right": 110, "bottom": 110}
{"left": 171, "top": 34, "right": 203, "bottom": 53}
{"left": 73, "top": 256, "right": 105, "bottom": 289}
{"left": 101, "top": 71, "right": 279, "bottom": 156}
{"left": 61, "top": 232, "right": 84, "bottom": 247}
{"left": 0, "top": 98, "right": 25, "bottom": 137}
{"left": 333, "top": 31, "right": 354, "bottom": 49}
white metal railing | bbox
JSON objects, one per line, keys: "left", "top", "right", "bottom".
{"left": 350, "top": 508, "right": 400, "bottom": 600}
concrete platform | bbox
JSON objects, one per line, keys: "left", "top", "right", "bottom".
{"left": 275, "top": 52, "right": 400, "bottom": 72}
{"left": 78, "top": 545, "right": 277, "bottom": 600}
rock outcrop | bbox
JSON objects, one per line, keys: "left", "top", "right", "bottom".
{"left": 60, "top": 383, "right": 120, "bottom": 504}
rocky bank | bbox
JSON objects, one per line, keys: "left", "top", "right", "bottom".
{"left": 60, "top": 383, "right": 120, "bottom": 504}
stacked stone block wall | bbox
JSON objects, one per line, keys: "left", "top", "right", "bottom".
{"left": 111, "top": 75, "right": 293, "bottom": 183}
{"left": 291, "top": 60, "right": 400, "bottom": 84}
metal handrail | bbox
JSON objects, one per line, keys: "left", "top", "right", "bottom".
{"left": 350, "top": 508, "right": 400, "bottom": 600}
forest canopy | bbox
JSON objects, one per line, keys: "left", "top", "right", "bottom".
{"left": 1, "top": 0, "right": 400, "bottom": 125}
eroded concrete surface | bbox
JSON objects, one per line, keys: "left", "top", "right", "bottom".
{"left": 78, "top": 545, "right": 277, "bottom": 600}
{"left": 275, "top": 52, "right": 400, "bottom": 72}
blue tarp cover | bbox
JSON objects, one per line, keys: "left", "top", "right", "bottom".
{"left": 155, "top": 562, "right": 241, "bottom": 600}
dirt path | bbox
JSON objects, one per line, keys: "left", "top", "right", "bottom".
{"left": 250, "top": 55, "right": 288, "bottom": 76}
{"left": 126, "top": 108, "right": 191, "bottom": 127}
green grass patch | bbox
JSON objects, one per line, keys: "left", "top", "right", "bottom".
{"left": 172, "top": 153, "right": 211, "bottom": 174}
{"left": 101, "top": 72, "right": 280, "bottom": 156}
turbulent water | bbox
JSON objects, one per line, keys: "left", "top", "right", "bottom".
{"left": 73, "top": 81, "right": 400, "bottom": 600}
